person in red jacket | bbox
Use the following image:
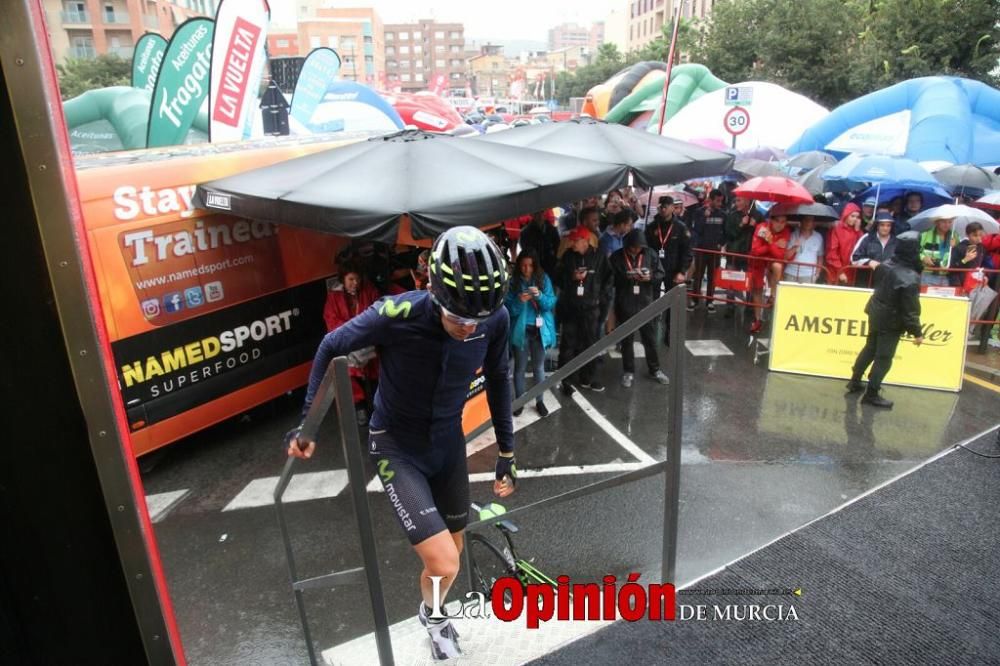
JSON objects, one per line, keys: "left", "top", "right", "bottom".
{"left": 827, "top": 203, "right": 865, "bottom": 286}
{"left": 982, "top": 231, "right": 1000, "bottom": 290}
{"left": 748, "top": 212, "right": 792, "bottom": 333}
{"left": 323, "top": 263, "right": 381, "bottom": 423}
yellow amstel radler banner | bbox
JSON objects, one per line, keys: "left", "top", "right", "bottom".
{"left": 769, "top": 282, "right": 970, "bottom": 392}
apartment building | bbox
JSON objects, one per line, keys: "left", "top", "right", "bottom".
{"left": 627, "top": 0, "right": 715, "bottom": 52}
{"left": 292, "top": 7, "right": 384, "bottom": 84}
{"left": 467, "top": 45, "right": 508, "bottom": 98}
{"left": 547, "top": 22, "right": 604, "bottom": 52}
{"left": 44, "top": 0, "right": 217, "bottom": 63}
{"left": 383, "top": 19, "right": 466, "bottom": 93}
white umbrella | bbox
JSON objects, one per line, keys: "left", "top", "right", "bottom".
{"left": 907, "top": 204, "right": 999, "bottom": 235}
{"left": 972, "top": 191, "right": 1000, "bottom": 211}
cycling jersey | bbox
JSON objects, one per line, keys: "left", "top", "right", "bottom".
{"left": 304, "top": 289, "right": 514, "bottom": 452}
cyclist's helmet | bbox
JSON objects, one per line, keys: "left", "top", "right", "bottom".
{"left": 428, "top": 226, "right": 509, "bottom": 319}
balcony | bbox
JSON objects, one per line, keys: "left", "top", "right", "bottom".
{"left": 69, "top": 45, "right": 96, "bottom": 59}
{"left": 101, "top": 11, "right": 130, "bottom": 24}
{"left": 60, "top": 10, "right": 90, "bottom": 24}
{"left": 143, "top": 14, "right": 158, "bottom": 29}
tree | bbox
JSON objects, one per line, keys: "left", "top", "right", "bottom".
{"left": 688, "top": 0, "right": 773, "bottom": 84}
{"left": 57, "top": 54, "right": 131, "bottom": 99}
{"left": 754, "top": 0, "right": 862, "bottom": 107}
{"left": 851, "top": 0, "right": 1000, "bottom": 91}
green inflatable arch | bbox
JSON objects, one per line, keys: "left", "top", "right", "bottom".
{"left": 604, "top": 64, "right": 728, "bottom": 129}
{"left": 63, "top": 86, "right": 209, "bottom": 152}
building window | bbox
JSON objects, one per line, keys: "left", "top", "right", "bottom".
{"left": 401, "top": 73, "right": 411, "bottom": 82}
{"left": 450, "top": 59, "right": 461, "bottom": 67}
{"left": 434, "top": 31, "right": 444, "bottom": 39}
{"left": 327, "top": 36, "right": 338, "bottom": 48}
{"left": 413, "top": 31, "right": 422, "bottom": 40}
{"left": 387, "top": 60, "right": 397, "bottom": 68}
{"left": 365, "top": 55, "right": 373, "bottom": 65}
{"left": 399, "top": 45, "right": 409, "bottom": 54}
{"left": 450, "top": 31, "right": 461, "bottom": 39}
{"left": 451, "top": 72, "right": 461, "bottom": 79}
{"left": 399, "top": 31, "right": 409, "bottom": 40}
{"left": 434, "top": 44, "right": 445, "bottom": 52}
{"left": 276, "top": 38, "right": 289, "bottom": 48}
{"left": 342, "top": 38, "right": 356, "bottom": 50}
{"left": 385, "top": 32, "right": 394, "bottom": 41}
{"left": 414, "top": 60, "right": 423, "bottom": 69}
{"left": 386, "top": 46, "right": 395, "bottom": 56}
{"left": 399, "top": 60, "right": 410, "bottom": 68}
{"left": 415, "top": 73, "right": 424, "bottom": 82}
{"left": 450, "top": 45, "right": 460, "bottom": 53}
{"left": 364, "top": 35, "right": 372, "bottom": 45}
{"left": 413, "top": 45, "right": 422, "bottom": 54}
{"left": 310, "top": 36, "right": 320, "bottom": 49}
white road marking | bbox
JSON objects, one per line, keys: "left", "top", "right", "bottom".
{"left": 685, "top": 339, "right": 734, "bottom": 356}
{"left": 465, "top": 390, "right": 561, "bottom": 457}
{"left": 322, "top": 598, "right": 616, "bottom": 665}
{"left": 145, "top": 489, "right": 190, "bottom": 523}
{"left": 222, "top": 470, "right": 349, "bottom": 511}
{"left": 570, "top": 391, "right": 657, "bottom": 464}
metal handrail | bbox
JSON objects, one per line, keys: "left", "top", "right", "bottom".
{"left": 275, "top": 284, "right": 688, "bottom": 666}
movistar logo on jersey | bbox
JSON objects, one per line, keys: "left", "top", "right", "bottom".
{"left": 377, "top": 458, "right": 394, "bottom": 482}
{"left": 378, "top": 298, "right": 412, "bottom": 318}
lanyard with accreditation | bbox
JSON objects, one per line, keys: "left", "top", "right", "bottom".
{"left": 624, "top": 252, "right": 645, "bottom": 295}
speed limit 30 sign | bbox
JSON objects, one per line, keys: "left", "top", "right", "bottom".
{"left": 724, "top": 106, "right": 750, "bottom": 136}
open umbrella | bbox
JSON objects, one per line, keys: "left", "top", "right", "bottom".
{"left": 735, "top": 146, "right": 787, "bottom": 162}
{"left": 933, "top": 164, "right": 1000, "bottom": 196}
{"left": 851, "top": 183, "right": 952, "bottom": 210}
{"left": 732, "top": 176, "right": 814, "bottom": 204}
{"left": 732, "top": 158, "right": 785, "bottom": 179}
{"left": 822, "top": 153, "right": 938, "bottom": 187}
{"left": 796, "top": 162, "right": 854, "bottom": 194}
{"left": 907, "top": 204, "right": 999, "bottom": 236}
{"left": 972, "top": 191, "right": 1000, "bottom": 212}
{"left": 768, "top": 201, "right": 839, "bottom": 222}
{"left": 785, "top": 150, "right": 837, "bottom": 172}
{"left": 193, "top": 129, "right": 628, "bottom": 243}
{"left": 474, "top": 117, "right": 733, "bottom": 187}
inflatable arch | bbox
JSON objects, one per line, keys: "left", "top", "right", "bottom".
{"left": 788, "top": 77, "right": 1000, "bottom": 166}
{"left": 63, "top": 86, "right": 209, "bottom": 153}
{"left": 604, "top": 63, "right": 728, "bottom": 128}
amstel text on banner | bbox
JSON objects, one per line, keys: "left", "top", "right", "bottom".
{"left": 768, "top": 282, "right": 970, "bottom": 392}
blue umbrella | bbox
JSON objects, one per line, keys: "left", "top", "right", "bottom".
{"left": 850, "top": 183, "right": 952, "bottom": 209}
{"left": 826, "top": 153, "right": 940, "bottom": 213}
{"left": 822, "top": 153, "right": 938, "bottom": 186}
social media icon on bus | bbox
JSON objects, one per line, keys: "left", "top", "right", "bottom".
{"left": 204, "top": 281, "right": 224, "bottom": 303}
{"left": 140, "top": 298, "right": 161, "bottom": 319}
{"left": 163, "top": 292, "right": 185, "bottom": 313}
{"left": 184, "top": 286, "right": 205, "bottom": 308}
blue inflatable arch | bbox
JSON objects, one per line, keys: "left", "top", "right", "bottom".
{"left": 788, "top": 77, "right": 1000, "bottom": 166}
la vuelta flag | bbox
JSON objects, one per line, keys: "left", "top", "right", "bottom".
{"left": 147, "top": 17, "right": 215, "bottom": 148}
{"left": 209, "top": 0, "right": 270, "bottom": 142}
{"left": 428, "top": 73, "right": 448, "bottom": 96}
{"left": 290, "top": 47, "right": 341, "bottom": 129}
{"left": 131, "top": 33, "right": 167, "bottom": 92}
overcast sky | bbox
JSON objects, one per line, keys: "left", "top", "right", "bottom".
{"left": 272, "top": 0, "right": 619, "bottom": 42}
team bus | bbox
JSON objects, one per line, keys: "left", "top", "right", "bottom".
{"left": 75, "top": 137, "right": 490, "bottom": 456}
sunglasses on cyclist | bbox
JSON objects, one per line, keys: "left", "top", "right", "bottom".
{"left": 441, "top": 307, "right": 484, "bottom": 327}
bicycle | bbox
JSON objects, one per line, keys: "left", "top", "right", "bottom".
{"left": 466, "top": 502, "right": 557, "bottom": 603}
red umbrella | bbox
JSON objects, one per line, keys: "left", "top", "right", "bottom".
{"left": 732, "top": 176, "right": 815, "bottom": 204}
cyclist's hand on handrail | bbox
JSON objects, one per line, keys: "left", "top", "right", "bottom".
{"left": 284, "top": 426, "right": 315, "bottom": 460}
{"left": 494, "top": 453, "right": 517, "bottom": 498}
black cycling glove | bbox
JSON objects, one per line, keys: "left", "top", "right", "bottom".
{"left": 495, "top": 455, "right": 517, "bottom": 488}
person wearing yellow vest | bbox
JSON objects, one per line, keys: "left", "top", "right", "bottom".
{"left": 918, "top": 217, "right": 957, "bottom": 287}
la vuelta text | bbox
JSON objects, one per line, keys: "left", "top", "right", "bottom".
{"left": 492, "top": 573, "right": 674, "bottom": 628}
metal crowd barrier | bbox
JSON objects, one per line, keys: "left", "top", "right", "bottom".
{"left": 687, "top": 247, "right": 833, "bottom": 310}
{"left": 274, "top": 285, "right": 689, "bottom": 666}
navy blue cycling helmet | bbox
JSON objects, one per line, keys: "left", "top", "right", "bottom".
{"left": 428, "top": 226, "right": 509, "bottom": 319}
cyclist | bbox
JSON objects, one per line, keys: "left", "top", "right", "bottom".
{"left": 287, "top": 226, "right": 517, "bottom": 660}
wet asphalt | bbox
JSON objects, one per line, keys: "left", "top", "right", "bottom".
{"left": 140, "top": 306, "right": 1000, "bottom": 665}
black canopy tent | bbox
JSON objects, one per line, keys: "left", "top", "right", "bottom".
{"left": 472, "top": 117, "right": 734, "bottom": 187}
{"left": 193, "top": 129, "right": 630, "bottom": 243}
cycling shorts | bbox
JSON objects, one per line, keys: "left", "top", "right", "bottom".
{"left": 368, "top": 428, "right": 469, "bottom": 545}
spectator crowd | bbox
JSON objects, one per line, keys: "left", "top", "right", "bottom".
{"left": 323, "top": 184, "right": 1000, "bottom": 422}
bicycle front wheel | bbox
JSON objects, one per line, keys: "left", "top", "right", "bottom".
{"left": 467, "top": 533, "right": 518, "bottom": 602}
